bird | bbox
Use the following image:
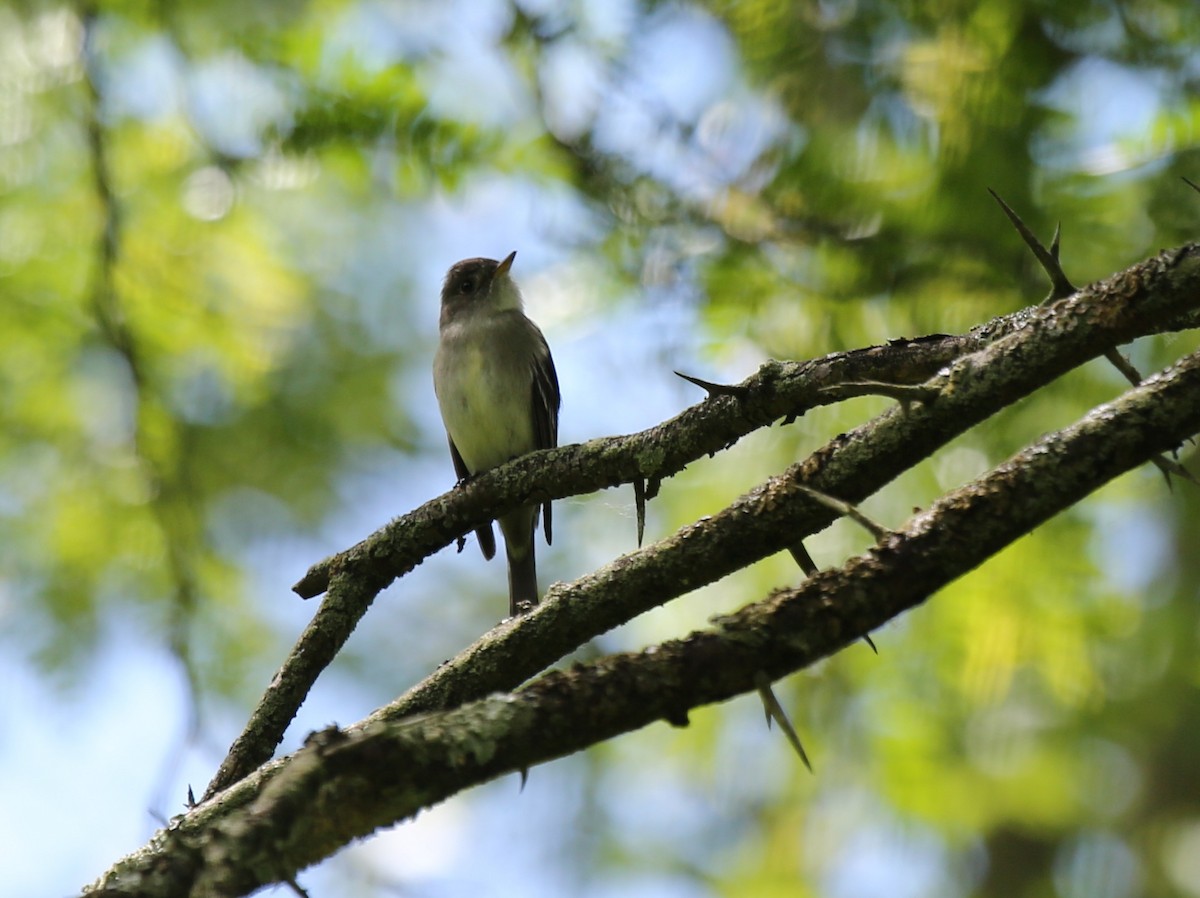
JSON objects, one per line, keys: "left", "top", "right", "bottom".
{"left": 433, "top": 251, "right": 560, "bottom": 616}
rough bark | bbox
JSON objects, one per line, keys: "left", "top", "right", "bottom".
{"left": 203, "top": 244, "right": 1200, "bottom": 800}
{"left": 88, "top": 329, "right": 1200, "bottom": 898}
{"left": 82, "top": 245, "right": 1200, "bottom": 897}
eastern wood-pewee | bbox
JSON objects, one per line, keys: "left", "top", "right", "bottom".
{"left": 433, "top": 251, "right": 560, "bottom": 616}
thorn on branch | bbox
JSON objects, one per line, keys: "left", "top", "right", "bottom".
{"left": 789, "top": 541, "right": 818, "bottom": 576}
{"left": 987, "top": 188, "right": 1077, "bottom": 301}
{"left": 755, "top": 672, "right": 813, "bottom": 772}
{"left": 674, "top": 370, "right": 750, "bottom": 399}
{"left": 646, "top": 475, "right": 662, "bottom": 500}
{"left": 1151, "top": 454, "right": 1200, "bottom": 490}
{"left": 796, "top": 485, "right": 889, "bottom": 540}
{"left": 787, "top": 541, "right": 877, "bottom": 651}
{"left": 1183, "top": 176, "right": 1200, "bottom": 197}
{"left": 633, "top": 476, "right": 647, "bottom": 547}
{"left": 283, "top": 875, "right": 312, "bottom": 898}
{"left": 1101, "top": 350, "right": 1198, "bottom": 488}
{"left": 666, "top": 707, "right": 690, "bottom": 728}
{"left": 820, "top": 380, "right": 940, "bottom": 411}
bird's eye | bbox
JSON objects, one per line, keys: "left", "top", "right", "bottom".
{"left": 459, "top": 277, "right": 475, "bottom": 295}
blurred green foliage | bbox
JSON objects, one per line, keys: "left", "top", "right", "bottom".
{"left": 3, "top": 0, "right": 1200, "bottom": 896}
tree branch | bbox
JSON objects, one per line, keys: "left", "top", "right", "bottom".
{"left": 82, "top": 9, "right": 207, "bottom": 790}
{"left": 87, "top": 338, "right": 1200, "bottom": 898}
{"left": 203, "top": 244, "right": 1200, "bottom": 800}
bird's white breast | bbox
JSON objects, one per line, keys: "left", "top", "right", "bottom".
{"left": 434, "top": 314, "right": 536, "bottom": 474}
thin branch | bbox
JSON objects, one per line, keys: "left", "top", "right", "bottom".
{"left": 819, "top": 380, "right": 941, "bottom": 409}
{"left": 1103, "top": 347, "right": 1145, "bottom": 388}
{"left": 203, "top": 572, "right": 383, "bottom": 801}
{"left": 82, "top": 9, "right": 136, "bottom": 372}
{"left": 83, "top": 10, "right": 207, "bottom": 813}
{"left": 796, "top": 485, "right": 889, "bottom": 540}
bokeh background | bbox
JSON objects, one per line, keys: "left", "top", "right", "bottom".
{"left": 3, "top": 1, "right": 1200, "bottom": 895}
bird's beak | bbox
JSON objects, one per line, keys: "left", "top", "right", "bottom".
{"left": 495, "top": 251, "right": 517, "bottom": 277}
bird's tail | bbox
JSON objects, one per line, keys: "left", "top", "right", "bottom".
{"left": 506, "top": 545, "right": 538, "bottom": 617}
{"left": 501, "top": 507, "right": 539, "bottom": 616}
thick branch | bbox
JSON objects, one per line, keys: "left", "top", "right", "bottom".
{"left": 87, "top": 342, "right": 1200, "bottom": 898}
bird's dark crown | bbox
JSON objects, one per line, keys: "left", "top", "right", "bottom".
{"left": 442, "top": 257, "right": 500, "bottom": 301}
